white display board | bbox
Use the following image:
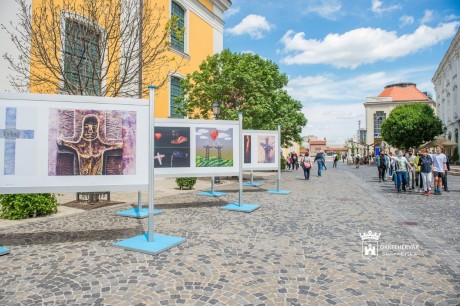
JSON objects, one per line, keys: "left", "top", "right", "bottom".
{"left": 0, "top": 92, "right": 149, "bottom": 194}
{"left": 242, "top": 130, "right": 279, "bottom": 170}
{"left": 153, "top": 119, "right": 240, "bottom": 177}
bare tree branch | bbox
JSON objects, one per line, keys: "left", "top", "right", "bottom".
{"left": 2, "top": 0, "right": 188, "bottom": 97}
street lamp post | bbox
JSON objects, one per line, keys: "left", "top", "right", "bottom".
{"left": 212, "top": 101, "right": 221, "bottom": 184}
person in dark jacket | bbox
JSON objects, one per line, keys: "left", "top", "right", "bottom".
{"left": 314, "top": 150, "right": 326, "bottom": 177}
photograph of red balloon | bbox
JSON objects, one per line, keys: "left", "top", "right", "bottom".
{"left": 195, "top": 127, "right": 233, "bottom": 167}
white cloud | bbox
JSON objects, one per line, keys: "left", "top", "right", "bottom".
{"left": 223, "top": 6, "right": 240, "bottom": 18}
{"left": 371, "top": 0, "right": 401, "bottom": 14}
{"left": 226, "top": 14, "right": 274, "bottom": 39}
{"left": 286, "top": 66, "right": 436, "bottom": 103}
{"left": 399, "top": 15, "right": 414, "bottom": 27}
{"left": 287, "top": 66, "right": 438, "bottom": 143}
{"left": 420, "top": 9, "right": 434, "bottom": 24}
{"left": 301, "top": 103, "right": 365, "bottom": 145}
{"left": 304, "top": 0, "right": 342, "bottom": 20}
{"left": 280, "top": 22, "right": 460, "bottom": 68}
{"left": 446, "top": 14, "right": 460, "bottom": 21}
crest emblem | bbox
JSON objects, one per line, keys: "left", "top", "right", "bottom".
{"left": 359, "top": 230, "right": 381, "bottom": 260}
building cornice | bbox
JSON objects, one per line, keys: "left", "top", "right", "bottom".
{"left": 432, "top": 28, "right": 460, "bottom": 82}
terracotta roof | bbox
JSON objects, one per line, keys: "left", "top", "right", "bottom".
{"left": 378, "top": 83, "right": 430, "bottom": 102}
{"left": 309, "top": 140, "right": 326, "bottom": 145}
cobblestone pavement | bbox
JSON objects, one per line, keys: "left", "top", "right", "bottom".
{"left": 0, "top": 163, "right": 459, "bottom": 305}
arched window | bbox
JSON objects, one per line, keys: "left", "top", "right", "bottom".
{"left": 170, "top": 76, "right": 183, "bottom": 118}
{"left": 63, "top": 18, "right": 102, "bottom": 95}
{"left": 171, "top": 1, "right": 185, "bottom": 52}
{"left": 373, "top": 111, "right": 386, "bottom": 136}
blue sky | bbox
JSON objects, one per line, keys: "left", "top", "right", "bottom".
{"left": 222, "top": 0, "right": 460, "bottom": 145}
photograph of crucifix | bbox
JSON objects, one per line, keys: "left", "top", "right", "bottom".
{"left": 258, "top": 135, "right": 275, "bottom": 163}
{"left": 48, "top": 109, "right": 137, "bottom": 176}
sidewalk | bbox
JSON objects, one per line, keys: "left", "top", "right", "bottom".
{"left": 0, "top": 165, "right": 458, "bottom": 305}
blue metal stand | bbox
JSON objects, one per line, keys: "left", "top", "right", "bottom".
{"left": 198, "top": 177, "right": 227, "bottom": 197}
{"left": 0, "top": 246, "right": 10, "bottom": 256}
{"left": 221, "top": 113, "right": 260, "bottom": 213}
{"left": 243, "top": 170, "right": 262, "bottom": 186}
{"left": 198, "top": 191, "right": 228, "bottom": 197}
{"left": 116, "top": 207, "right": 163, "bottom": 218}
{"left": 114, "top": 233, "right": 185, "bottom": 255}
{"left": 220, "top": 202, "right": 260, "bottom": 212}
{"left": 114, "top": 86, "right": 185, "bottom": 255}
{"left": 266, "top": 125, "right": 291, "bottom": 195}
{"left": 267, "top": 189, "right": 292, "bottom": 195}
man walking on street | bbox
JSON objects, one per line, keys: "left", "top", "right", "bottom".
{"left": 314, "top": 150, "right": 326, "bottom": 177}
{"left": 375, "top": 151, "right": 389, "bottom": 182}
{"left": 432, "top": 146, "right": 447, "bottom": 195}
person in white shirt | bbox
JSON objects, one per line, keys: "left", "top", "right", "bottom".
{"left": 431, "top": 146, "right": 447, "bottom": 195}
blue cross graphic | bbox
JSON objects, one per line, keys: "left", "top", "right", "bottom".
{"left": 0, "top": 107, "right": 35, "bottom": 175}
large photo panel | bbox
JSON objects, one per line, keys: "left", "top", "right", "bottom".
{"left": 242, "top": 130, "right": 279, "bottom": 170}
{"left": 0, "top": 92, "right": 149, "bottom": 194}
{"left": 154, "top": 119, "right": 240, "bottom": 177}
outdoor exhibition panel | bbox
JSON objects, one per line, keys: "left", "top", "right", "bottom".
{"left": 0, "top": 92, "right": 149, "bottom": 194}
{"left": 153, "top": 119, "right": 240, "bottom": 177}
{"left": 242, "top": 130, "right": 279, "bottom": 171}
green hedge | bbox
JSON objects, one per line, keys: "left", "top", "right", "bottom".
{"left": 0, "top": 193, "right": 59, "bottom": 220}
{"left": 175, "top": 177, "right": 197, "bottom": 189}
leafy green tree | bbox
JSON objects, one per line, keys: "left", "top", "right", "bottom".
{"left": 380, "top": 103, "right": 443, "bottom": 150}
{"left": 177, "top": 49, "right": 307, "bottom": 146}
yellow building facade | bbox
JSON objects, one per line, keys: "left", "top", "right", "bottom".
{"left": 28, "top": 0, "right": 231, "bottom": 118}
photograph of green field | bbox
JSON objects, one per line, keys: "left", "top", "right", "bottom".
{"left": 195, "top": 127, "right": 233, "bottom": 167}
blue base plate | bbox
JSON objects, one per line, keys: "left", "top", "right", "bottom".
{"left": 115, "top": 208, "right": 163, "bottom": 218}
{"left": 114, "top": 233, "right": 186, "bottom": 255}
{"left": 243, "top": 182, "right": 262, "bottom": 187}
{"left": 0, "top": 246, "right": 10, "bottom": 256}
{"left": 220, "top": 202, "right": 260, "bottom": 213}
{"left": 197, "top": 191, "right": 228, "bottom": 197}
{"left": 267, "top": 189, "right": 292, "bottom": 195}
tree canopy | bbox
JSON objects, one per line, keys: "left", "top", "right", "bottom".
{"left": 380, "top": 103, "right": 443, "bottom": 150}
{"left": 177, "top": 49, "right": 307, "bottom": 146}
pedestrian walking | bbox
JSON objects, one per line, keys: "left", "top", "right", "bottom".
{"left": 301, "top": 152, "right": 312, "bottom": 180}
{"left": 417, "top": 148, "right": 433, "bottom": 196}
{"left": 407, "top": 151, "right": 416, "bottom": 189}
{"left": 333, "top": 155, "right": 338, "bottom": 168}
{"left": 355, "top": 153, "right": 361, "bottom": 168}
{"left": 431, "top": 146, "right": 447, "bottom": 195}
{"left": 441, "top": 147, "right": 450, "bottom": 192}
{"left": 414, "top": 151, "right": 423, "bottom": 192}
{"left": 394, "top": 150, "right": 411, "bottom": 193}
{"left": 375, "top": 151, "right": 389, "bottom": 182}
{"left": 314, "top": 150, "right": 326, "bottom": 177}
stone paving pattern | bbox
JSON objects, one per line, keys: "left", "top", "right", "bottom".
{"left": 0, "top": 162, "right": 459, "bottom": 305}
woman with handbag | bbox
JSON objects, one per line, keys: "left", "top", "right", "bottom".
{"left": 301, "top": 151, "right": 312, "bottom": 180}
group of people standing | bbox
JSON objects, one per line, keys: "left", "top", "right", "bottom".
{"left": 285, "top": 152, "right": 299, "bottom": 170}
{"left": 374, "top": 146, "right": 450, "bottom": 196}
